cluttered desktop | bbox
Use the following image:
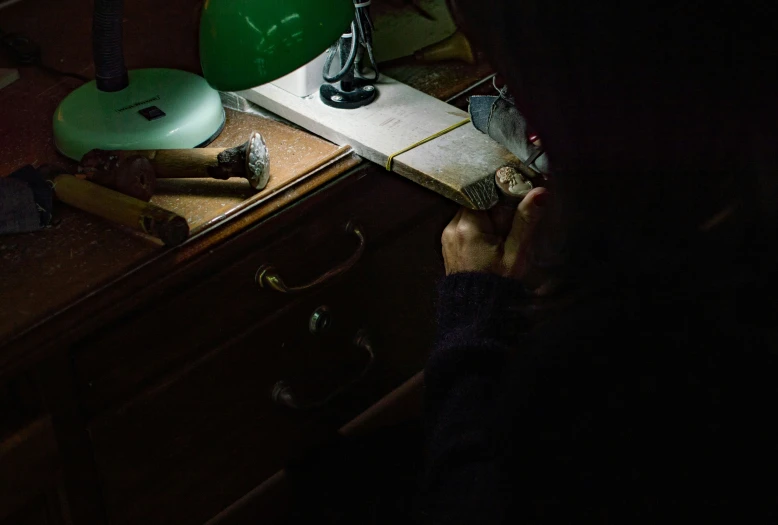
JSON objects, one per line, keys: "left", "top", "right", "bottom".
{"left": 0, "top": 0, "right": 539, "bottom": 523}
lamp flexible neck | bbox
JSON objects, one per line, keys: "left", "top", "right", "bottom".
{"left": 93, "top": 0, "right": 129, "bottom": 92}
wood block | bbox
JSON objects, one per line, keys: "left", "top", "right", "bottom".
{"left": 242, "top": 76, "right": 519, "bottom": 209}
{"left": 0, "top": 69, "right": 20, "bottom": 91}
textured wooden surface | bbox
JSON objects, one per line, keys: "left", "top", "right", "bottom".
{"left": 244, "top": 76, "right": 515, "bottom": 209}
{"left": 151, "top": 109, "right": 350, "bottom": 234}
{"left": 0, "top": 156, "right": 361, "bottom": 381}
{"left": 0, "top": 107, "right": 352, "bottom": 343}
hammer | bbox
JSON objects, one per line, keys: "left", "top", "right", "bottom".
{"left": 79, "top": 131, "right": 270, "bottom": 199}
{"left": 40, "top": 164, "right": 189, "bottom": 246}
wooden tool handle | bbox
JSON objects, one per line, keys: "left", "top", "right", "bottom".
{"left": 53, "top": 174, "right": 189, "bottom": 246}
{"left": 118, "top": 149, "right": 223, "bottom": 179}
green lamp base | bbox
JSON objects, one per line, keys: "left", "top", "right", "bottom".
{"left": 53, "top": 68, "right": 225, "bottom": 160}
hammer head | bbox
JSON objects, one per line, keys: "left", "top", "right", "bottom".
{"left": 79, "top": 150, "right": 157, "bottom": 201}
{"left": 245, "top": 131, "right": 270, "bottom": 190}
{"left": 213, "top": 131, "right": 270, "bottom": 190}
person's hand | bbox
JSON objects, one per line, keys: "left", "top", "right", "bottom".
{"left": 441, "top": 187, "right": 550, "bottom": 287}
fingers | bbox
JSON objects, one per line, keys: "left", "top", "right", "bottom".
{"left": 442, "top": 208, "right": 464, "bottom": 243}
{"left": 442, "top": 207, "right": 494, "bottom": 245}
{"left": 489, "top": 205, "right": 516, "bottom": 238}
{"left": 517, "top": 187, "right": 549, "bottom": 226}
{"left": 504, "top": 187, "right": 549, "bottom": 259}
{"left": 441, "top": 207, "right": 501, "bottom": 276}
{"left": 458, "top": 208, "right": 495, "bottom": 237}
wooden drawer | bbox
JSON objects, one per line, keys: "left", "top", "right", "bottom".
{"left": 87, "top": 211, "right": 450, "bottom": 525}
{"left": 72, "top": 168, "right": 445, "bottom": 414}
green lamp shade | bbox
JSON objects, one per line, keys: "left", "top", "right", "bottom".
{"left": 200, "top": 0, "right": 354, "bottom": 92}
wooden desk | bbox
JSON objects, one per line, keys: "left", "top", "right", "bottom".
{"left": 0, "top": 1, "right": 491, "bottom": 523}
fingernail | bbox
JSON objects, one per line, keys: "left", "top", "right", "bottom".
{"left": 533, "top": 192, "right": 550, "bottom": 207}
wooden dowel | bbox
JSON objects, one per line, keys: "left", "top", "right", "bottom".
{"left": 119, "top": 149, "right": 220, "bottom": 179}
{"left": 53, "top": 174, "right": 189, "bottom": 246}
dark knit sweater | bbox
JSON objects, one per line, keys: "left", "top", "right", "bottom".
{"left": 422, "top": 271, "right": 778, "bottom": 523}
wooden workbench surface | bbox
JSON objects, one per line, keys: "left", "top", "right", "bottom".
{"left": 0, "top": 0, "right": 492, "bottom": 359}
{"left": 0, "top": 105, "right": 357, "bottom": 344}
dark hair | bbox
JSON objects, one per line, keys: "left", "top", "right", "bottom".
{"left": 451, "top": 0, "right": 777, "bottom": 290}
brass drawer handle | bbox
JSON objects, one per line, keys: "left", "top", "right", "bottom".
{"left": 256, "top": 221, "right": 366, "bottom": 293}
{"left": 271, "top": 330, "right": 375, "bottom": 410}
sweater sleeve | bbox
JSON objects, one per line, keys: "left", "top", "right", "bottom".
{"left": 420, "top": 272, "right": 533, "bottom": 524}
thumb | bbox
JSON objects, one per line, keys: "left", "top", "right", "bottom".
{"left": 517, "top": 187, "right": 549, "bottom": 225}
{"left": 504, "top": 187, "right": 549, "bottom": 257}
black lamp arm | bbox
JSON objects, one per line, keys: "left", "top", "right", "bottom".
{"left": 93, "top": 0, "right": 129, "bottom": 92}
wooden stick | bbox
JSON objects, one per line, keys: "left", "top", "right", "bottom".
{"left": 53, "top": 175, "right": 189, "bottom": 247}
{"left": 135, "top": 148, "right": 223, "bottom": 178}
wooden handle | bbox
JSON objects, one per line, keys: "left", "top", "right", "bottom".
{"left": 81, "top": 132, "right": 270, "bottom": 190}
{"left": 118, "top": 149, "right": 223, "bottom": 179}
{"left": 255, "top": 222, "right": 365, "bottom": 293}
{"left": 83, "top": 155, "right": 157, "bottom": 201}
{"left": 53, "top": 175, "right": 189, "bottom": 246}
{"left": 271, "top": 330, "right": 375, "bottom": 410}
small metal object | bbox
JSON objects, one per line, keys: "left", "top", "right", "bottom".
{"left": 309, "top": 306, "right": 332, "bottom": 334}
{"left": 363, "top": 85, "right": 375, "bottom": 92}
{"left": 320, "top": 11, "right": 379, "bottom": 110}
{"left": 214, "top": 131, "right": 270, "bottom": 190}
{"left": 523, "top": 147, "right": 544, "bottom": 168}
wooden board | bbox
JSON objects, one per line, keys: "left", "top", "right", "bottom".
{"left": 242, "top": 76, "right": 517, "bottom": 209}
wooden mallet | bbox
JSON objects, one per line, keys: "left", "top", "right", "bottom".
{"left": 40, "top": 163, "right": 190, "bottom": 247}
{"left": 79, "top": 131, "right": 270, "bottom": 197}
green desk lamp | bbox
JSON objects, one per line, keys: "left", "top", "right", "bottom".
{"left": 53, "top": 0, "right": 226, "bottom": 161}
{"left": 199, "top": 0, "right": 354, "bottom": 93}
{"left": 54, "top": 0, "right": 355, "bottom": 160}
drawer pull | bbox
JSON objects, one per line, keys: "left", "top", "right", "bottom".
{"left": 271, "top": 330, "right": 375, "bottom": 410}
{"left": 256, "top": 221, "right": 366, "bottom": 293}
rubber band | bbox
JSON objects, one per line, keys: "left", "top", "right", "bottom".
{"left": 354, "top": 0, "right": 372, "bottom": 7}
{"left": 385, "top": 118, "right": 471, "bottom": 171}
